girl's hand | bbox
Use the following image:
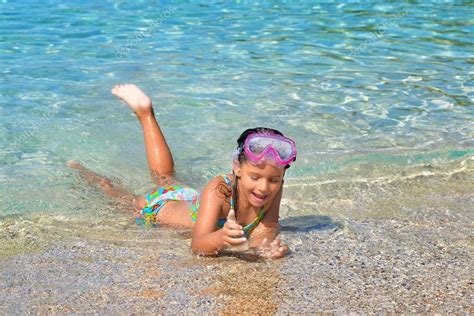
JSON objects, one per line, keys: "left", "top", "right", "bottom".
{"left": 221, "top": 209, "right": 247, "bottom": 247}
{"left": 255, "top": 238, "right": 289, "bottom": 259}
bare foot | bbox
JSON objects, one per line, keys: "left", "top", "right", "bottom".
{"left": 66, "top": 159, "right": 84, "bottom": 170}
{"left": 111, "top": 84, "right": 153, "bottom": 117}
{"left": 66, "top": 160, "right": 112, "bottom": 188}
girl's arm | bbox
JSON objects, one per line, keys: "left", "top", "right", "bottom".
{"left": 191, "top": 177, "right": 246, "bottom": 255}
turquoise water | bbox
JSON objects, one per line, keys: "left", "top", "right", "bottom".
{"left": 0, "top": 1, "right": 473, "bottom": 217}
{"left": 1, "top": 2, "right": 473, "bottom": 314}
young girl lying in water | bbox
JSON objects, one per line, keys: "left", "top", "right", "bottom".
{"left": 69, "top": 84, "right": 297, "bottom": 259}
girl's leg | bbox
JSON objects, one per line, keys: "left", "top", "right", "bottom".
{"left": 66, "top": 160, "right": 146, "bottom": 211}
{"left": 66, "top": 160, "right": 194, "bottom": 227}
{"left": 111, "top": 84, "right": 175, "bottom": 186}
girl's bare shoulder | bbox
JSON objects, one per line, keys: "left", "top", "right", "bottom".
{"left": 201, "top": 175, "right": 232, "bottom": 203}
{"left": 203, "top": 175, "right": 231, "bottom": 192}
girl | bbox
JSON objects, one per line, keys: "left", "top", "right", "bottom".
{"left": 70, "top": 84, "right": 297, "bottom": 259}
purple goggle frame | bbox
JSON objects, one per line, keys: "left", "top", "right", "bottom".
{"left": 242, "top": 133, "right": 297, "bottom": 166}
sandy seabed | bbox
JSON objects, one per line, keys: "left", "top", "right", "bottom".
{"left": 1, "top": 162, "right": 473, "bottom": 314}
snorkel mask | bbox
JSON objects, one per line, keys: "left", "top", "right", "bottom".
{"left": 234, "top": 131, "right": 297, "bottom": 167}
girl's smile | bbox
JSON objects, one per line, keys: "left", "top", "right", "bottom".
{"left": 251, "top": 192, "right": 268, "bottom": 204}
{"left": 236, "top": 161, "right": 285, "bottom": 209}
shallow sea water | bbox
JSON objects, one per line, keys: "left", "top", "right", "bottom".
{"left": 0, "top": 1, "right": 473, "bottom": 313}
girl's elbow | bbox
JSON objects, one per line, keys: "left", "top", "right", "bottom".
{"left": 191, "top": 236, "right": 223, "bottom": 256}
{"left": 191, "top": 244, "right": 219, "bottom": 256}
{"left": 190, "top": 239, "right": 200, "bottom": 254}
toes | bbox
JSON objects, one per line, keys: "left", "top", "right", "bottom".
{"left": 111, "top": 84, "right": 126, "bottom": 94}
{"left": 66, "top": 160, "right": 85, "bottom": 171}
{"left": 100, "top": 179, "right": 113, "bottom": 188}
{"left": 66, "top": 160, "right": 80, "bottom": 168}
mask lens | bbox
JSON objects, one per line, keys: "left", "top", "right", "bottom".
{"left": 248, "top": 136, "right": 294, "bottom": 160}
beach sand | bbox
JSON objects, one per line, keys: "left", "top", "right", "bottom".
{"left": 1, "top": 160, "right": 472, "bottom": 314}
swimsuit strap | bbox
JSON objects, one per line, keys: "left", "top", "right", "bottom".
{"left": 221, "top": 174, "right": 235, "bottom": 209}
{"left": 221, "top": 174, "right": 232, "bottom": 185}
{"left": 242, "top": 209, "right": 265, "bottom": 237}
{"left": 220, "top": 174, "right": 266, "bottom": 237}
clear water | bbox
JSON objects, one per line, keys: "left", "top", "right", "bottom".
{"left": 1, "top": 1, "right": 472, "bottom": 217}
{"left": 1, "top": 1, "right": 473, "bottom": 313}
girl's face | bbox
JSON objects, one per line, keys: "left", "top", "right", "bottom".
{"left": 234, "top": 160, "right": 285, "bottom": 208}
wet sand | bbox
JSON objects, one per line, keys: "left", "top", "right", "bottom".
{"left": 1, "top": 160, "right": 473, "bottom": 314}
